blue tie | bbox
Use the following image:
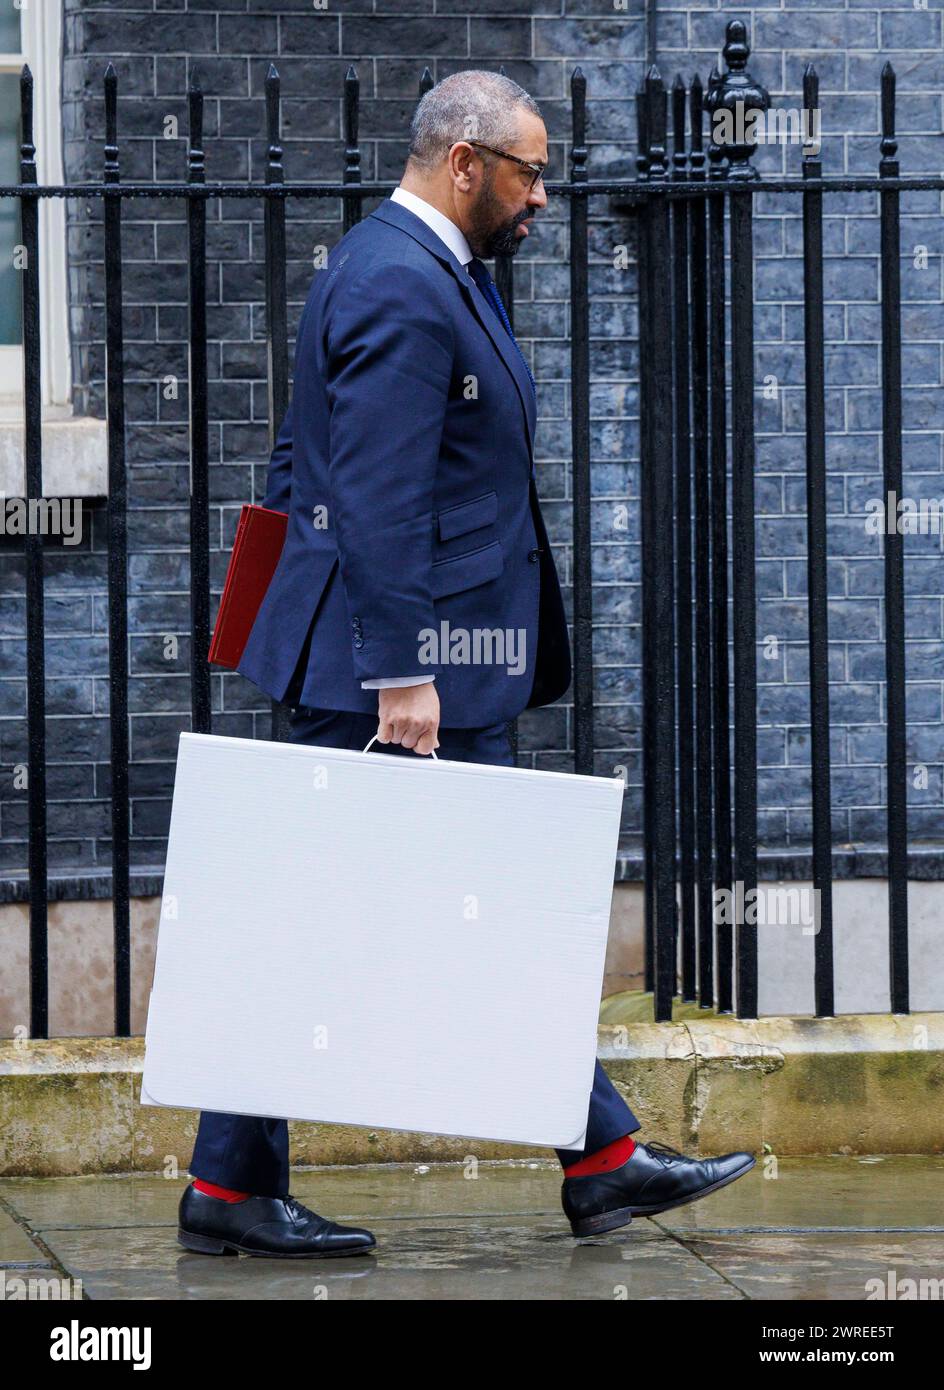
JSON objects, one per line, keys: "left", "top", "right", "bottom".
{"left": 467, "top": 256, "right": 537, "bottom": 400}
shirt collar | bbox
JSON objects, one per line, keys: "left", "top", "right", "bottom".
{"left": 390, "top": 185, "right": 474, "bottom": 273}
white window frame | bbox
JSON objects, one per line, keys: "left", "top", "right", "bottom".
{"left": 0, "top": 0, "right": 71, "bottom": 413}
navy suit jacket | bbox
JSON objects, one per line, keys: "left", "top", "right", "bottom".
{"left": 237, "top": 196, "right": 572, "bottom": 729}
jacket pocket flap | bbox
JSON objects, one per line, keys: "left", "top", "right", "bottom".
{"left": 436, "top": 489, "right": 499, "bottom": 541}
{"left": 430, "top": 539, "right": 504, "bottom": 599}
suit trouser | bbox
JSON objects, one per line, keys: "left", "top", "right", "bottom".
{"left": 189, "top": 706, "right": 641, "bottom": 1196}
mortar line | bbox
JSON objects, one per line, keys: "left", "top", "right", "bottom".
{"left": 651, "top": 1215, "right": 754, "bottom": 1298}
{"left": 0, "top": 1192, "right": 88, "bottom": 1297}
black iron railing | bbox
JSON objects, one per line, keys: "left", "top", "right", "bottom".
{"left": 630, "top": 24, "right": 935, "bottom": 1022}
{"left": 4, "top": 19, "right": 941, "bottom": 1036}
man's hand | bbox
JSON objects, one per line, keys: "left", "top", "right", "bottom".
{"left": 377, "top": 683, "right": 440, "bottom": 756}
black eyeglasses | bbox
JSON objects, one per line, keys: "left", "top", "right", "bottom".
{"left": 465, "top": 139, "right": 546, "bottom": 191}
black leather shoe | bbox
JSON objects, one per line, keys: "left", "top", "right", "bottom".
{"left": 177, "top": 1182, "right": 376, "bottom": 1258}
{"left": 562, "top": 1141, "right": 756, "bottom": 1237}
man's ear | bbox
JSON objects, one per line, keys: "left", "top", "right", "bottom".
{"left": 449, "top": 142, "right": 477, "bottom": 193}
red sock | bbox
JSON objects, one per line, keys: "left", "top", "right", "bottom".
{"left": 193, "top": 1178, "right": 250, "bottom": 1202}
{"left": 564, "top": 1134, "right": 636, "bottom": 1177}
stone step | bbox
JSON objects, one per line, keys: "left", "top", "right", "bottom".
{"left": 1, "top": 1010, "right": 941, "bottom": 1177}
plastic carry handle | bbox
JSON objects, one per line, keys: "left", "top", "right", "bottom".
{"left": 361, "top": 735, "right": 439, "bottom": 760}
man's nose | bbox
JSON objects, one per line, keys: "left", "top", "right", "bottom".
{"left": 528, "top": 180, "right": 548, "bottom": 211}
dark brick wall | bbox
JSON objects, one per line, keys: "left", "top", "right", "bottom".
{"left": 0, "top": 0, "right": 941, "bottom": 876}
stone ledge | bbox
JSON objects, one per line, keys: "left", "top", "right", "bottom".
{"left": 4, "top": 840, "right": 944, "bottom": 903}
{"left": 0, "top": 870, "right": 168, "bottom": 906}
{"left": 0, "top": 1014, "right": 941, "bottom": 1176}
{"left": 614, "top": 842, "right": 944, "bottom": 882}
{"left": 0, "top": 415, "right": 107, "bottom": 498}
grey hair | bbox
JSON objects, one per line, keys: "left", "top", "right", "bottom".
{"left": 407, "top": 70, "right": 542, "bottom": 172}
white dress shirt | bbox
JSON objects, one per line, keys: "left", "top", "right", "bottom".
{"left": 359, "top": 186, "right": 476, "bottom": 691}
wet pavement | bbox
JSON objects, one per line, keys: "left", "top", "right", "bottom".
{"left": 2, "top": 1155, "right": 943, "bottom": 1300}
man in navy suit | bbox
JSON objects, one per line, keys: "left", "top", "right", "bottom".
{"left": 178, "top": 70, "right": 754, "bottom": 1259}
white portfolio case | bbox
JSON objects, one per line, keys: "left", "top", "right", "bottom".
{"left": 141, "top": 731, "right": 624, "bottom": 1150}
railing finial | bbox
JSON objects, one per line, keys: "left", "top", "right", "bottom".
{"left": 880, "top": 62, "right": 898, "bottom": 170}
{"left": 689, "top": 75, "right": 705, "bottom": 169}
{"left": 19, "top": 64, "right": 36, "bottom": 184}
{"left": 635, "top": 80, "right": 650, "bottom": 182}
{"left": 265, "top": 64, "right": 283, "bottom": 185}
{"left": 342, "top": 70, "right": 361, "bottom": 192}
{"left": 672, "top": 74, "right": 688, "bottom": 175}
{"left": 104, "top": 63, "right": 119, "bottom": 182}
{"left": 644, "top": 66, "right": 667, "bottom": 180}
{"left": 187, "top": 69, "right": 205, "bottom": 184}
{"left": 704, "top": 17, "right": 769, "bottom": 181}
{"left": 570, "top": 66, "right": 587, "bottom": 183}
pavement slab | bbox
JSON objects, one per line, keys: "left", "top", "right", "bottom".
{"left": 1, "top": 1156, "right": 941, "bottom": 1301}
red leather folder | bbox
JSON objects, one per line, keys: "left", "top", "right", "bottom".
{"left": 208, "top": 504, "right": 288, "bottom": 669}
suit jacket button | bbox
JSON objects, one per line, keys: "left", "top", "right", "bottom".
{"left": 528, "top": 549, "right": 541, "bottom": 563}
{"left": 353, "top": 637, "right": 364, "bottom": 649}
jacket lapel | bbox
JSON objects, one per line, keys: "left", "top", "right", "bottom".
{"left": 369, "top": 198, "right": 536, "bottom": 459}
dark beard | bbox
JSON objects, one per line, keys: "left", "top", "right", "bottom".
{"left": 468, "top": 174, "right": 531, "bottom": 258}
{"left": 484, "top": 214, "right": 527, "bottom": 257}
